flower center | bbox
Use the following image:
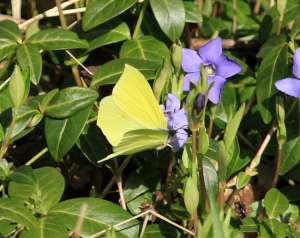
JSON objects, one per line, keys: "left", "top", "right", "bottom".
{"left": 204, "top": 63, "right": 216, "bottom": 77}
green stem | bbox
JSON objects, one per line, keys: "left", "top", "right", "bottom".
{"left": 271, "top": 144, "right": 282, "bottom": 188}
{"left": 285, "top": 98, "right": 299, "bottom": 120}
{"left": 237, "top": 131, "right": 255, "bottom": 151}
{"left": 132, "top": 0, "right": 149, "bottom": 39}
{"left": 25, "top": 148, "right": 48, "bottom": 165}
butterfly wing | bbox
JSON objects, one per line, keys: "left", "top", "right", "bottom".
{"left": 97, "top": 64, "right": 167, "bottom": 147}
{"left": 98, "top": 129, "right": 169, "bottom": 163}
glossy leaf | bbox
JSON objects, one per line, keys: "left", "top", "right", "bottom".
{"left": 149, "top": 0, "right": 185, "bottom": 42}
{"left": 0, "top": 159, "right": 10, "bottom": 177}
{"left": 120, "top": 36, "right": 169, "bottom": 64}
{"left": 0, "top": 85, "right": 13, "bottom": 114}
{"left": 45, "top": 87, "right": 98, "bottom": 118}
{"left": 0, "top": 20, "right": 22, "bottom": 43}
{"left": 280, "top": 129, "right": 300, "bottom": 175}
{"left": 19, "top": 218, "right": 69, "bottom": 238}
{"left": 224, "top": 103, "right": 245, "bottom": 151}
{"left": 27, "top": 29, "right": 89, "bottom": 50}
{"left": 76, "top": 125, "right": 105, "bottom": 167}
{"left": 0, "top": 198, "right": 38, "bottom": 229}
{"left": 265, "top": 188, "right": 289, "bottom": 219}
{"left": 16, "top": 43, "right": 42, "bottom": 85}
{"left": 203, "top": 157, "right": 218, "bottom": 199}
{"left": 48, "top": 198, "right": 140, "bottom": 237}
{"left": 45, "top": 105, "right": 92, "bottom": 161}
{"left": 291, "top": 17, "right": 300, "bottom": 41}
{"left": 183, "top": 1, "right": 202, "bottom": 23}
{"left": 144, "top": 224, "right": 181, "bottom": 238}
{"left": 241, "top": 217, "right": 260, "bottom": 232}
{"left": 73, "top": 17, "right": 130, "bottom": 53}
{"left": 8, "top": 166, "right": 64, "bottom": 213}
{"left": 0, "top": 38, "right": 18, "bottom": 60}
{"left": 90, "top": 58, "right": 160, "bottom": 87}
{"left": 260, "top": 219, "right": 285, "bottom": 238}
{"left": 9, "top": 65, "right": 25, "bottom": 110}
{"left": 40, "top": 88, "right": 59, "bottom": 113}
{"left": 256, "top": 36, "right": 288, "bottom": 124}
{"left": 0, "top": 123, "right": 5, "bottom": 143}
{"left": 82, "top": 0, "right": 137, "bottom": 31}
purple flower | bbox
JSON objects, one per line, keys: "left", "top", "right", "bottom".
{"left": 275, "top": 48, "right": 300, "bottom": 98}
{"left": 160, "top": 93, "right": 189, "bottom": 152}
{"left": 182, "top": 37, "right": 243, "bottom": 104}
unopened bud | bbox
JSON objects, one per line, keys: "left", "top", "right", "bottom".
{"left": 194, "top": 92, "right": 206, "bottom": 116}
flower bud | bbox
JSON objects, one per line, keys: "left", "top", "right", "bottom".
{"left": 194, "top": 92, "right": 206, "bottom": 116}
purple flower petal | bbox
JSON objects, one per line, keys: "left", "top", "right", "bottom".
{"left": 198, "top": 37, "right": 222, "bottom": 64}
{"left": 166, "top": 93, "right": 180, "bottom": 112}
{"left": 170, "top": 129, "right": 188, "bottom": 152}
{"left": 182, "top": 48, "right": 203, "bottom": 73}
{"left": 208, "top": 76, "right": 227, "bottom": 104}
{"left": 275, "top": 78, "right": 300, "bottom": 98}
{"left": 215, "top": 54, "right": 243, "bottom": 78}
{"left": 293, "top": 48, "right": 300, "bottom": 79}
{"left": 184, "top": 72, "right": 200, "bottom": 91}
{"left": 172, "top": 109, "right": 189, "bottom": 129}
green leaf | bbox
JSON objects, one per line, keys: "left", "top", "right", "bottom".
{"left": 8, "top": 167, "right": 64, "bottom": 213}
{"left": 45, "top": 87, "right": 99, "bottom": 118}
{"left": 215, "top": 83, "right": 237, "bottom": 123}
{"left": 144, "top": 224, "right": 181, "bottom": 238}
{"left": 236, "top": 172, "right": 251, "bottom": 189}
{"left": 0, "top": 218, "right": 17, "bottom": 237}
{"left": 203, "top": 157, "right": 218, "bottom": 199}
{"left": 241, "top": 217, "right": 260, "bottom": 232}
{"left": 73, "top": 17, "right": 130, "bottom": 53}
{"left": 280, "top": 129, "right": 300, "bottom": 175}
{"left": 149, "top": 0, "right": 185, "bottom": 42}
{"left": 260, "top": 219, "right": 286, "bottom": 238}
{"left": 0, "top": 123, "right": 5, "bottom": 143}
{"left": 0, "top": 84, "right": 13, "bottom": 114}
{"left": 48, "top": 198, "right": 140, "bottom": 237}
{"left": 90, "top": 58, "right": 160, "bottom": 87}
{"left": 224, "top": 103, "right": 245, "bottom": 151}
{"left": 0, "top": 20, "right": 22, "bottom": 43}
{"left": 76, "top": 124, "right": 105, "bottom": 167}
{"left": 291, "top": 17, "right": 300, "bottom": 41}
{"left": 45, "top": 105, "right": 92, "bottom": 161}
{"left": 82, "top": 0, "right": 137, "bottom": 31}
{"left": 120, "top": 36, "right": 169, "bottom": 64}
{"left": 16, "top": 43, "right": 42, "bottom": 85}
{"left": 0, "top": 198, "right": 38, "bottom": 229}
{"left": 9, "top": 65, "right": 25, "bottom": 110}
{"left": 0, "top": 159, "right": 10, "bottom": 177}
{"left": 40, "top": 88, "right": 59, "bottom": 113}
{"left": 256, "top": 35, "right": 288, "bottom": 124}
{"left": 183, "top": 2, "right": 202, "bottom": 23}
{"left": 265, "top": 188, "right": 289, "bottom": 219}
{"left": 184, "top": 177, "right": 199, "bottom": 219}
{"left": 0, "top": 38, "right": 18, "bottom": 60}
{"left": 27, "top": 29, "right": 89, "bottom": 50}
{"left": 19, "top": 218, "right": 69, "bottom": 238}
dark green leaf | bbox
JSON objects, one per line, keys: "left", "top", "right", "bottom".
{"left": 82, "top": 0, "right": 137, "bottom": 31}
{"left": 90, "top": 59, "right": 160, "bottom": 87}
{"left": 291, "top": 17, "right": 300, "bottom": 41}
{"left": 265, "top": 188, "right": 289, "bottom": 219}
{"left": 144, "top": 224, "right": 181, "bottom": 238}
{"left": 73, "top": 18, "right": 130, "bottom": 53}
{"left": 27, "top": 29, "right": 89, "bottom": 50}
{"left": 0, "top": 38, "right": 18, "bottom": 60}
{"left": 45, "top": 87, "right": 98, "bottom": 118}
{"left": 48, "top": 198, "right": 140, "bottom": 237}
{"left": 203, "top": 157, "right": 218, "bottom": 199}
{"left": 16, "top": 44, "right": 42, "bottom": 85}
{"left": 0, "top": 198, "right": 38, "bottom": 229}
{"left": 8, "top": 165, "right": 36, "bottom": 185}
{"left": 19, "top": 218, "right": 69, "bottom": 238}
{"left": 0, "top": 20, "right": 22, "bottom": 43}
{"left": 76, "top": 125, "right": 105, "bottom": 167}
{"left": 280, "top": 129, "right": 300, "bottom": 175}
{"left": 40, "top": 89, "right": 59, "bottom": 113}
{"left": 45, "top": 105, "right": 92, "bottom": 161}
{"left": 0, "top": 85, "right": 13, "bottom": 114}
{"left": 279, "top": 186, "right": 300, "bottom": 202}
{"left": 256, "top": 35, "right": 288, "bottom": 124}
{"left": 183, "top": 2, "right": 202, "bottom": 23}
{"left": 260, "top": 219, "right": 286, "bottom": 238}
{"left": 120, "top": 36, "right": 169, "bottom": 64}
{"left": 149, "top": 0, "right": 185, "bottom": 42}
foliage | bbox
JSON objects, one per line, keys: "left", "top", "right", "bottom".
{"left": 0, "top": 0, "right": 299, "bottom": 237}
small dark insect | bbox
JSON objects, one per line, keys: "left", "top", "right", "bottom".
{"left": 233, "top": 195, "right": 249, "bottom": 219}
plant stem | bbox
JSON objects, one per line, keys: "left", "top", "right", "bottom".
{"left": 114, "top": 157, "right": 127, "bottom": 210}
{"left": 25, "top": 148, "right": 48, "bottom": 165}
{"left": 132, "top": 0, "right": 149, "bottom": 39}
{"left": 55, "top": 0, "right": 68, "bottom": 29}
{"left": 271, "top": 144, "right": 282, "bottom": 188}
